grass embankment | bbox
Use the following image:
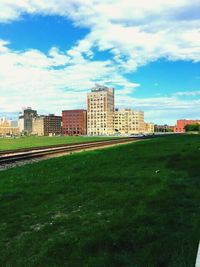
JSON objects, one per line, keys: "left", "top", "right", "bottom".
{"left": 0, "top": 135, "right": 200, "bottom": 266}
{"left": 0, "top": 136, "right": 110, "bottom": 151}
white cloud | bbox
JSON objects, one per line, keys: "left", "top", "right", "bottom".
{"left": 0, "top": 40, "right": 138, "bottom": 114}
{"left": 174, "top": 90, "right": 200, "bottom": 96}
{"left": 0, "top": 1, "right": 200, "bottom": 124}
{"left": 0, "top": 1, "right": 200, "bottom": 71}
{"left": 115, "top": 95, "right": 200, "bottom": 124}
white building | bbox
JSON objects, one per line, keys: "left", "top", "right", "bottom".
{"left": 114, "top": 109, "right": 145, "bottom": 134}
{"left": 87, "top": 84, "right": 115, "bottom": 135}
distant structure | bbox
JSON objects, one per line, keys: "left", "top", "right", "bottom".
{"left": 13, "top": 84, "right": 159, "bottom": 137}
{"left": 0, "top": 117, "right": 10, "bottom": 127}
{"left": 32, "top": 116, "right": 45, "bottom": 136}
{"left": 19, "top": 107, "right": 37, "bottom": 134}
{"left": 87, "top": 84, "right": 115, "bottom": 135}
{"left": 0, "top": 117, "right": 19, "bottom": 136}
{"left": 62, "top": 110, "right": 87, "bottom": 136}
{"left": 10, "top": 120, "right": 19, "bottom": 127}
{"left": 114, "top": 109, "right": 145, "bottom": 134}
{"left": 144, "top": 122, "right": 155, "bottom": 134}
{"left": 174, "top": 119, "right": 200, "bottom": 133}
{"left": 155, "top": 124, "right": 174, "bottom": 133}
{"left": 44, "top": 114, "right": 62, "bottom": 136}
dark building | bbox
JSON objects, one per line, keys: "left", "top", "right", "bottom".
{"left": 62, "top": 109, "right": 87, "bottom": 136}
{"left": 44, "top": 114, "right": 62, "bottom": 136}
{"left": 19, "top": 107, "right": 37, "bottom": 134}
{"left": 154, "top": 124, "right": 174, "bottom": 132}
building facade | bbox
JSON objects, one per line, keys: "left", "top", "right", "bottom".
{"left": 0, "top": 126, "right": 20, "bottom": 136}
{"left": 32, "top": 116, "right": 45, "bottom": 136}
{"left": 10, "top": 120, "right": 19, "bottom": 127}
{"left": 144, "top": 122, "right": 155, "bottom": 133}
{"left": 0, "top": 117, "right": 10, "bottom": 127}
{"left": 0, "top": 117, "right": 19, "bottom": 136}
{"left": 87, "top": 84, "right": 114, "bottom": 135}
{"left": 174, "top": 119, "right": 200, "bottom": 133}
{"left": 154, "top": 125, "right": 174, "bottom": 132}
{"left": 19, "top": 107, "right": 37, "bottom": 134}
{"left": 19, "top": 116, "right": 24, "bottom": 133}
{"left": 62, "top": 110, "right": 87, "bottom": 136}
{"left": 114, "top": 109, "right": 144, "bottom": 134}
{"left": 44, "top": 114, "right": 62, "bottom": 136}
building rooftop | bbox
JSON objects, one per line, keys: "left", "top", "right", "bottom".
{"left": 91, "top": 84, "right": 114, "bottom": 93}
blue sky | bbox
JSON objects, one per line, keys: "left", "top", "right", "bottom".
{"left": 0, "top": 1, "right": 200, "bottom": 124}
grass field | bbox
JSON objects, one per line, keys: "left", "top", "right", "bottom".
{"left": 0, "top": 136, "right": 110, "bottom": 151}
{"left": 0, "top": 135, "right": 200, "bottom": 266}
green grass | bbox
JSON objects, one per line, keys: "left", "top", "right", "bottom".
{"left": 0, "top": 136, "right": 111, "bottom": 151}
{"left": 0, "top": 135, "right": 200, "bottom": 266}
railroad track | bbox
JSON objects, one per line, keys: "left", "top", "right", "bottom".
{"left": 0, "top": 137, "right": 143, "bottom": 165}
{"left": 0, "top": 137, "right": 133, "bottom": 156}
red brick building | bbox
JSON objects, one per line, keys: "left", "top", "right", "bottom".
{"left": 62, "top": 110, "right": 87, "bottom": 136}
{"left": 174, "top": 119, "right": 200, "bottom": 133}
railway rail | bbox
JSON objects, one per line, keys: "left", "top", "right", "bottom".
{"left": 0, "top": 137, "right": 132, "bottom": 156}
{"left": 0, "top": 137, "right": 144, "bottom": 165}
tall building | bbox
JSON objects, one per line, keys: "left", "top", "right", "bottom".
{"left": 32, "top": 116, "right": 45, "bottom": 136}
{"left": 174, "top": 119, "right": 200, "bottom": 133}
{"left": 114, "top": 109, "right": 144, "bottom": 134}
{"left": 62, "top": 110, "right": 87, "bottom": 136}
{"left": 44, "top": 114, "right": 62, "bottom": 136}
{"left": 87, "top": 84, "right": 114, "bottom": 135}
{"left": 19, "top": 107, "right": 37, "bottom": 134}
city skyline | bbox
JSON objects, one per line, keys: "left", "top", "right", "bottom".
{"left": 0, "top": 0, "right": 200, "bottom": 124}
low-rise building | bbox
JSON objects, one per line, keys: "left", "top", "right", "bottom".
{"left": 154, "top": 124, "right": 174, "bottom": 132}
{"left": 44, "top": 114, "right": 62, "bottom": 136}
{"left": 144, "top": 122, "right": 155, "bottom": 133}
{"left": 0, "top": 126, "right": 20, "bottom": 136}
{"left": 62, "top": 109, "right": 87, "bottom": 135}
{"left": 174, "top": 119, "right": 200, "bottom": 133}
{"left": 0, "top": 117, "right": 20, "bottom": 136}
{"left": 114, "top": 109, "right": 144, "bottom": 134}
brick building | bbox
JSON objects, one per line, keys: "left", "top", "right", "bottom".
{"left": 44, "top": 114, "right": 62, "bottom": 136}
{"left": 174, "top": 119, "right": 200, "bottom": 133}
{"left": 62, "top": 109, "right": 87, "bottom": 135}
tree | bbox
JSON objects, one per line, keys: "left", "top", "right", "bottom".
{"left": 184, "top": 124, "right": 200, "bottom": 132}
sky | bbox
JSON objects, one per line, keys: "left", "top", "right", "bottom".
{"left": 0, "top": 0, "right": 200, "bottom": 125}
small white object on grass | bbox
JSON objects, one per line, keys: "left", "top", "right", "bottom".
{"left": 155, "top": 170, "right": 160, "bottom": 174}
{"left": 195, "top": 242, "right": 200, "bottom": 267}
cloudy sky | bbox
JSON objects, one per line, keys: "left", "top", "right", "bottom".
{"left": 0, "top": 0, "right": 200, "bottom": 124}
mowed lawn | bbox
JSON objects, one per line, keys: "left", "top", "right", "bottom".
{"left": 0, "top": 136, "right": 110, "bottom": 151}
{"left": 0, "top": 135, "right": 200, "bottom": 266}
